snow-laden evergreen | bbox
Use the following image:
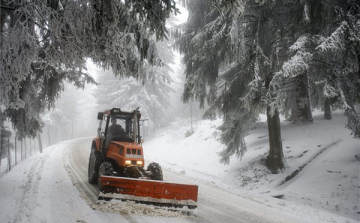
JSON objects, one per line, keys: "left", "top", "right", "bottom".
{"left": 95, "top": 38, "right": 176, "bottom": 132}
{"left": 0, "top": 0, "right": 177, "bottom": 140}
{"left": 176, "top": 0, "right": 360, "bottom": 173}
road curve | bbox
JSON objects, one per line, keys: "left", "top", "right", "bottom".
{"left": 63, "top": 138, "right": 299, "bottom": 223}
{"left": 63, "top": 138, "right": 190, "bottom": 223}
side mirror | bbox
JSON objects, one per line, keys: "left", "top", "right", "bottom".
{"left": 97, "top": 112, "right": 103, "bottom": 120}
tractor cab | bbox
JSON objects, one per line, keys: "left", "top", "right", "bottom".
{"left": 97, "top": 108, "right": 142, "bottom": 150}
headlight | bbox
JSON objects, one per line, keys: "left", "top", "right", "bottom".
{"left": 136, "top": 161, "right": 143, "bottom": 165}
{"left": 125, "top": 160, "right": 131, "bottom": 165}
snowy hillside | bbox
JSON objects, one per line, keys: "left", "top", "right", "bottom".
{"left": 144, "top": 110, "right": 360, "bottom": 221}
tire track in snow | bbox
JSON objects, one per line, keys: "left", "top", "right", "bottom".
{"left": 279, "top": 139, "right": 342, "bottom": 186}
{"left": 63, "top": 147, "right": 98, "bottom": 205}
{"left": 13, "top": 153, "right": 49, "bottom": 223}
{"left": 63, "top": 138, "right": 139, "bottom": 223}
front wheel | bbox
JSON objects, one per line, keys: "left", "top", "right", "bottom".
{"left": 88, "top": 145, "right": 101, "bottom": 184}
{"left": 98, "top": 162, "right": 114, "bottom": 191}
{"left": 98, "top": 162, "right": 114, "bottom": 176}
{"left": 147, "top": 162, "right": 163, "bottom": 181}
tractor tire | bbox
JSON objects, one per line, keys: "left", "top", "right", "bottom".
{"left": 125, "top": 166, "right": 143, "bottom": 178}
{"left": 99, "top": 162, "right": 114, "bottom": 176}
{"left": 147, "top": 162, "right": 163, "bottom": 181}
{"left": 98, "top": 162, "right": 114, "bottom": 190}
{"left": 88, "top": 145, "right": 101, "bottom": 184}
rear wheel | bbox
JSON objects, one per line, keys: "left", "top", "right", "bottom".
{"left": 147, "top": 162, "right": 163, "bottom": 181}
{"left": 88, "top": 144, "right": 101, "bottom": 184}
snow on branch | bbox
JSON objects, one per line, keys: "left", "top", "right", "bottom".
{"left": 288, "top": 34, "right": 310, "bottom": 53}
{"left": 323, "top": 83, "right": 339, "bottom": 99}
{"left": 316, "top": 21, "right": 348, "bottom": 53}
{"left": 280, "top": 51, "right": 312, "bottom": 78}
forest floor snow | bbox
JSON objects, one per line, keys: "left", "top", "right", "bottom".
{"left": 144, "top": 110, "right": 360, "bottom": 222}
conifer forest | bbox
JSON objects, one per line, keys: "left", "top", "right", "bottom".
{"left": 1, "top": 0, "right": 359, "bottom": 175}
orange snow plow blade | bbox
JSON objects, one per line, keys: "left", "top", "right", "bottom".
{"left": 98, "top": 175, "right": 198, "bottom": 209}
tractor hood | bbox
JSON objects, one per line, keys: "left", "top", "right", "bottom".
{"left": 110, "top": 141, "right": 142, "bottom": 149}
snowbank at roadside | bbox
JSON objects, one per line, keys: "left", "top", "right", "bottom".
{"left": 0, "top": 141, "right": 108, "bottom": 223}
{"left": 144, "top": 110, "right": 360, "bottom": 221}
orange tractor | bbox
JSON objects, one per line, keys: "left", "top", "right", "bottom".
{"left": 88, "top": 108, "right": 198, "bottom": 208}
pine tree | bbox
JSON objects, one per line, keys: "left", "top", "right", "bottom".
{"left": 277, "top": 1, "right": 360, "bottom": 136}
{"left": 95, "top": 38, "right": 176, "bottom": 132}
{"left": 176, "top": 0, "right": 289, "bottom": 172}
{"left": 177, "top": 0, "right": 360, "bottom": 173}
{"left": 1, "top": 0, "right": 177, "bottom": 138}
{"left": 174, "top": 0, "right": 232, "bottom": 108}
{"left": 315, "top": 3, "right": 360, "bottom": 138}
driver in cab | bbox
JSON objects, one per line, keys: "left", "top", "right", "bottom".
{"left": 108, "top": 118, "right": 126, "bottom": 139}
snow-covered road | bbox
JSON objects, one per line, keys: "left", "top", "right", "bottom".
{"left": 1, "top": 136, "right": 357, "bottom": 223}
{"left": 1, "top": 139, "right": 187, "bottom": 223}
{"left": 64, "top": 138, "right": 280, "bottom": 223}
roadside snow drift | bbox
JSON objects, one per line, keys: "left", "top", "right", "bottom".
{"left": 144, "top": 110, "right": 360, "bottom": 221}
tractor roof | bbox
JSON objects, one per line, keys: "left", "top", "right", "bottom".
{"left": 100, "top": 108, "right": 141, "bottom": 117}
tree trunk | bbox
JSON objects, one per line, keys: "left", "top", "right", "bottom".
{"left": 266, "top": 106, "right": 285, "bottom": 173}
{"left": 38, "top": 134, "right": 43, "bottom": 153}
{"left": 55, "top": 127, "right": 58, "bottom": 143}
{"left": 292, "top": 72, "right": 313, "bottom": 123}
{"left": 7, "top": 137, "right": 11, "bottom": 171}
{"left": 153, "top": 81, "right": 156, "bottom": 132}
{"left": 21, "top": 139, "right": 23, "bottom": 161}
{"left": 0, "top": 133, "right": 3, "bottom": 167}
{"left": 15, "top": 136, "right": 17, "bottom": 165}
{"left": 48, "top": 127, "right": 51, "bottom": 147}
{"left": 25, "top": 138, "right": 27, "bottom": 158}
{"left": 29, "top": 137, "right": 32, "bottom": 155}
{"left": 324, "top": 97, "right": 332, "bottom": 120}
{"left": 190, "top": 102, "right": 193, "bottom": 132}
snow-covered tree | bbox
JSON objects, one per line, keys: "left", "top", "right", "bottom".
{"left": 174, "top": 0, "right": 231, "bottom": 108}
{"left": 95, "top": 38, "right": 176, "bottom": 132}
{"left": 41, "top": 81, "right": 98, "bottom": 146}
{"left": 275, "top": 1, "right": 360, "bottom": 137}
{"left": 177, "top": 0, "right": 359, "bottom": 173}
{"left": 1, "top": 0, "right": 177, "bottom": 138}
{"left": 176, "top": 0, "right": 288, "bottom": 172}
{"left": 315, "top": 3, "right": 360, "bottom": 138}
{"left": 42, "top": 108, "right": 70, "bottom": 146}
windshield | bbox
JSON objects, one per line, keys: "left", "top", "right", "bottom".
{"left": 106, "top": 114, "right": 134, "bottom": 142}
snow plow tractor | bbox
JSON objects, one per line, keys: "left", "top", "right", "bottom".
{"left": 88, "top": 108, "right": 198, "bottom": 208}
